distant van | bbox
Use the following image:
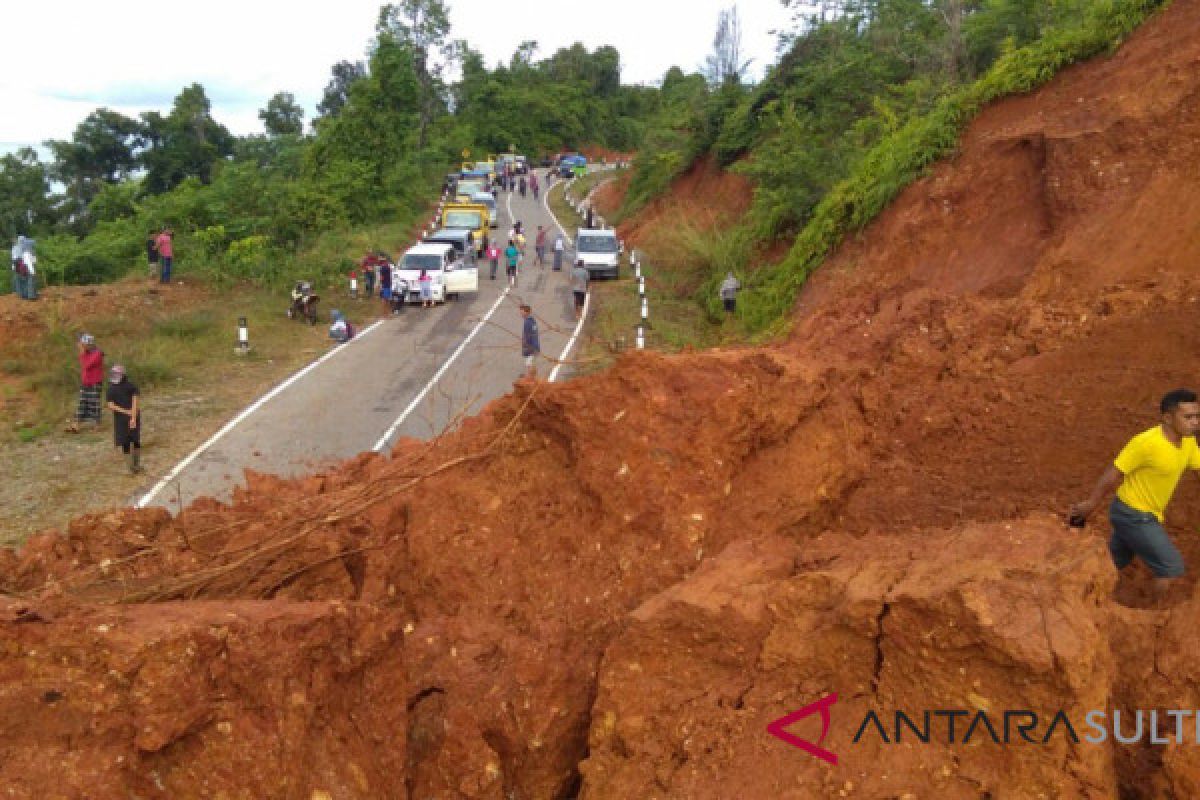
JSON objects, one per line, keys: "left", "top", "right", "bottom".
{"left": 574, "top": 228, "right": 622, "bottom": 279}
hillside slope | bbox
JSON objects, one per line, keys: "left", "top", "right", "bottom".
{"left": 2, "top": 2, "right": 1200, "bottom": 798}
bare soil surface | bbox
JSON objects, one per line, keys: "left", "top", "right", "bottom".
{"left": 3, "top": 3, "right": 1200, "bottom": 798}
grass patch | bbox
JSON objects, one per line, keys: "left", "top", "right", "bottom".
{"left": 549, "top": 169, "right": 622, "bottom": 234}
{"left": 16, "top": 424, "right": 49, "bottom": 443}
{"left": 0, "top": 277, "right": 351, "bottom": 440}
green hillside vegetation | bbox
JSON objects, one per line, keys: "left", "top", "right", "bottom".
{"left": 619, "top": 0, "right": 1168, "bottom": 335}
{"left": 0, "top": 0, "right": 660, "bottom": 296}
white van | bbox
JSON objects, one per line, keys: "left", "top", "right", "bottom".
{"left": 574, "top": 228, "right": 622, "bottom": 279}
{"left": 394, "top": 242, "right": 478, "bottom": 304}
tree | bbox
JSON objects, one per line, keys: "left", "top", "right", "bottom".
{"left": 0, "top": 148, "right": 53, "bottom": 242}
{"left": 44, "top": 109, "right": 144, "bottom": 227}
{"left": 377, "top": 0, "right": 452, "bottom": 148}
{"left": 140, "top": 84, "right": 235, "bottom": 194}
{"left": 316, "top": 60, "right": 367, "bottom": 122}
{"left": 260, "top": 91, "right": 305, "bottom": 136}
{"left": 704, "top": 5, "right": 753, "bottom": 86}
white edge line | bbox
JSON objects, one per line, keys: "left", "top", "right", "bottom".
{"left": 372, "top": 288, "right": 511, "bottom": 453}
{"left": 548, "top": 291, "right": 589, "bottom": 383}
{"left": 136, "top": 318, "right": 387, "bottom": 508}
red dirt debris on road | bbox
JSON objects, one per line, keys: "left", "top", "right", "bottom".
{"left": 3, "top": 2, "right": 1200, "bottom": 797}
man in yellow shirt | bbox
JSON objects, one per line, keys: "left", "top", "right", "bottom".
{"left": 1070, "top": 389, "right": 1200, "bottom": 600}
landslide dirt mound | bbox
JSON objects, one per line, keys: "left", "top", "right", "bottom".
{"left": 4, "top": 2, "right": 1200, "bottom": 798}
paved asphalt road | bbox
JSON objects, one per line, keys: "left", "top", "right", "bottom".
{"left": 139, "top": 169, "right": 607, "bottom": 512}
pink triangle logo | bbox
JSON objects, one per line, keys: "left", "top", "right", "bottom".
{"left": 766, "top": 693, "right": 839, "bottom": 765}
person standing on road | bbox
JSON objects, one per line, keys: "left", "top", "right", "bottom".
{"left": 105, "top": 364, "right": 144, "bottom": 474}
{"left": 571, "top": 259, "right": 589, "bottom": 321}
{"left": 553, "top": 233, "right": 565, "bottom": 271}
{"left": 520, "top": 304, "right": 540, "bottom": 380}
{"left": 535, "top": 225, "right": 547, "bottom": 267}
{"left": 1069, "top": 389, "right": 1200, "bottom": 604}
{"left": 66, "top": 333, "right": 104, "bottom": 433}
{"left": 488, "top": 243, "right": 500, "bottom": 280}
{"left": 504, "top": 240, "right": 521, "bottom": 288}
{"left": 155, "top": 228, "right": 174, "bottom": 284}
{"left": 720, "top": 271, "right": 741, "bottom": 314}
{"left": 418, "top": 269, "right": 434, "bottom": 308}
{"left": 530, "top": 172, "right": 540, "bottom": 200}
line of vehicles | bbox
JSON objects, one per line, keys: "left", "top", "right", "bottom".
{"left": 321, "top": 153, "right": 623, "bottom": 315}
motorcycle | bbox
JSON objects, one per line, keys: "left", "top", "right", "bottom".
{"left": 287, "top": 285, "right": 320, "bottom": 325}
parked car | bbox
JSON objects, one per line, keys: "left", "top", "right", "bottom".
{"left": 574, "top": 228, "right": 622, "bottom": 279}
{"left": 395, "top": 241, "right": 478, "bottom": 303}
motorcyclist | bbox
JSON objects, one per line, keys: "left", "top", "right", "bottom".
{"left": 289, "top": 281, "right": 318, "bottom": 323}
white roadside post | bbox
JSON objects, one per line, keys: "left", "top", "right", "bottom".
{"left": 350, "top": 273, "right": 358, "bottom": 298}
{"left": 636, "top": 324, "right": 645, "bottom": 350}
{"left": 236, "top": 316, "right": 250, "bottom": 354}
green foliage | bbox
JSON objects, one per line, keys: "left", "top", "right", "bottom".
{"left": 737, "top": 0, "right": 1167, "bottom": 333}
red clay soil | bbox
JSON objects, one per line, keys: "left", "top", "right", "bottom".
{"left": 613, "top": 153, "right": 755, "bottom": 248}
{"left": 3, "top": 2, "right": 1200, "bottom": 798}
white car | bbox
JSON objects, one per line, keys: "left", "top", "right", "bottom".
{"left": 394, "top": 243, "right": 478, "bottom": 303}
{"left": 574, "top": 228, "right": 622, "bottom": 279}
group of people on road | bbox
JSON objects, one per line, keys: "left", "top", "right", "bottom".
{"left": 63, "top": 332, "right": 145, "bottom": 474}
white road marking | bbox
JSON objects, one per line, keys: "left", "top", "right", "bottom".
{"left": 137, "top": 318, "right": 387, "bottom": 508}
{"left": 547, "top": 291, "right": 590, "bottom": 383}
{"left": 372, "top": 288, "right": 511, "bottom": 453}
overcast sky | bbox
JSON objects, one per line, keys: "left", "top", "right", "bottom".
{"left": 0, "top": 1, "right": 796, "bottom": 156}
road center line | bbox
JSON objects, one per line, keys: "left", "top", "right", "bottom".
{"left": 137, "top": 318, "right": 387, "bottom": 508}
{"left": 372, "top": 288, "right": 511, "bottom": 453}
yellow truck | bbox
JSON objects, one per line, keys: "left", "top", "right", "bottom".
{"left": 441, "top": 201, "right": 490, "bottom": 256}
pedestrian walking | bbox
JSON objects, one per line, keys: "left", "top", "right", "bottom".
{"left": 66, "top": 333, "right": 104, "bottom": 433}
{"left": 488, "top": 244, "right": 500, "bottom": 280}
{"left": 418, "top": 269, "right": 434, "bottom": 307}
{"left": 155, "top": 228, "right": 174, "bottom": 284}
{"left": 535, "top": 225, "right": 547, "bottom": 267}
{"left": 720, "top": 271, "right": 741, "bottom": 313}
{"left": 504, "top": 240, "right": 521, "bottom": 288}
{"left": 1070, "top": 389, "right": 1200, "bottom": 605}
{"left": 105, "top": 364, "right": 144, "bottom": 474}
{"left": 571, "top": 259, "right": 590, "bottom": 321}
{"left": 553, "top": 234, "right": 565, "bottom": 271}
{"left": 520, "top": 304, "right": 540, "bottom": 380}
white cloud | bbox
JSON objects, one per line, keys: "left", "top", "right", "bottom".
{"left": 0, "top": 0, "right": 793, "bottom": 153}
